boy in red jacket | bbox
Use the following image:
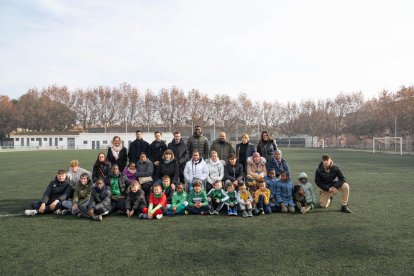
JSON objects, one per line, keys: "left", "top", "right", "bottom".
{"left": 140, "top": 183, "right": 167, "bottom": 219}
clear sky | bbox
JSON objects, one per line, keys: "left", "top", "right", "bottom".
{"left": 0, "top": 0, "right": 413, "bottom": 103}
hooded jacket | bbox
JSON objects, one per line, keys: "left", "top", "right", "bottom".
{"left": 155, "top": 159, "right": 179, "bottom": 183}
{"left": 257, "top": 139, "right": 278, "bottom": 161}
{"left": 72, "top": 178, "right": 93, "bottom": 205}
{"left": 89, "top": 185, "right": 111, "bottom": 211}
{"left": 205, "top": 159, "right": 225, "bottom": 184}
{"left": 105, "top": 172, "right": 130, "bottom": 197}
{"left": 315, "top": 161, "right": 346, "bottom": 191}
{"left": 125, "top": 186, "right": 146, "bottom": 211}
{"left": 40, "top": 176, "right": 72, "bottom": 203}
{"left": 168, "top": 138, "right": 189, "bottom": 166}
{"left": 184, "top": 158, "right": 209, "bottom": 183}
{"left": 297, "top": 172, "right": 316, "bottom": 203}
{"left": 209, "top": 138, "right": 235, "bottom": 161}
{"left": 276, "top": 179, "right": 295, "bottom": 207}
{"left": 67, "top": 167, "right": 92, "bottom": 187}
{"left": 187, "top": 134, "right": 209, "bottom": 159}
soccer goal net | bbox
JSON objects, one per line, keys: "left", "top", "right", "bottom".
{"left": 372, "top": 137, "right": 403, "bottom": 155}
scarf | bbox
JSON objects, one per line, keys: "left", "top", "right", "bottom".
{"left": 163, "top": 159, "right": 172, "bottom": 164}
{"left": 111, "top": 145, "right": 122, "bottom": 160}
{"left": 154, "top": 193, "right": 162, "bottom": 198}
{"left": 127, "top": 168, "right": 136, "bottom": 174}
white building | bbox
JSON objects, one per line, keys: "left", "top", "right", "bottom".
{"left": 10, "top": 131, "right": 174, "bottom": 150}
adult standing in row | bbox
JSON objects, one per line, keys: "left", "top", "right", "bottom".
{"left": 168, "top": 131, "right": 188, "bottom": 183}
{"left": 257, "top": 131, "right": 278, "bottom": 162}
{"left": 209, "top": 132, "right": 235, "bottom": 161}
{"left": 187, "top": 126, "right": 209, "bottom": 160}
{"left": 236, "top": 133, "right": 256, "bottom": 175}
{"left": 107, "top": 136, "right": 128, "bottom": 172}
{"left": 149, "top": 131, "right": 168, "bottom": 177}
{"left": 128, "top": 130, "right": 150, "bottom": 164}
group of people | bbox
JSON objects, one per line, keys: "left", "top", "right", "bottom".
{"left": 24, "top": 127, "right": 352, "bottom": 221}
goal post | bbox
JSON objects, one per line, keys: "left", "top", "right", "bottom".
{"left": 373, "top": 137, "right": 403, "bottom": 156}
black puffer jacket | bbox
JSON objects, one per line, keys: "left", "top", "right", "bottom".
{"left": 40, "top": 177, "right": 72, "bottom": 203}
{"left": 168, "top": 138, "right": 188, "bottom": 165}
{"left": 89, "top": 186, "right": 111, "bottom": 211}
{"left": 257, "top": 139, "right": 278, "bottom": 162}
{"left": 149, "top": 140, "right": 168, "bottom": 163}
{"left": 315, "top": 161, "right": 346, "bottom": 191}
{"left": 223, "top": 163, "right": 244, "bottom": 183}
{"left": 155, "top": 159, "right": 179, "bottom": 183}
{"left": 125, "top": 187, "right": 146, "bottom": 211}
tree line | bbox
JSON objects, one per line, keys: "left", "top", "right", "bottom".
{"left": 1, "top": 83, "right": 413, "bottom": 145}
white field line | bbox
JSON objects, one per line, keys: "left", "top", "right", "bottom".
{"left": 0, "top": 213, "right": 24, "bottom": 218}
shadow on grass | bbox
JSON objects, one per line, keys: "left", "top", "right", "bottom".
{"left": 0, "top": 198, "right": 38, "bottom": 215}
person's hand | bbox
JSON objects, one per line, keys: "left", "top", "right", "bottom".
{"left": 72, "top": 204, "right": 78, "bottom": 210}
{"left": 111, "top": 196, "right": 116, "bottom": 200}
{"left": 195, "top": 202, "right": 201, "bottom": 208}
{"left": 230, "top": 202, "right": 234, "bottom": 207}
{"left": 246, "top": 200, "right": 251, "bottom": 205}
{"left": 129, "top": 210, "right": 134, "bottom": 217}
{"left": 87, "top": 208, "right": 94, "bottom": 217}
{"left": 280, "top": 203, "right": 285, "bottom": 208}
{"left": 171, "top": 184, "right": 176, "bottom": 190}
{"left": 216, "top": 199, "right": 220, "bottom": 204}
{"left": 50, "top": 200, "right": 59, "bottom": 211}
{"left": 172, "top": 206, "right": 177, "bottom": 212}
{"left": 329, "top": 187, "right": 337, "bottom": 194}
{"left": 38, "top": 203, "right": 46, "bottom": 214}
{"left": 154, "top": 161, "right": 159, "bottom": 166}
{"left": 148, "top": 212, "right": 153, "bottom": 219}
{"left": 208, "top": 198, "right": 212, "bottom": 202}
{"left": 233, "top": 180, "right": 238, "bottom": 186}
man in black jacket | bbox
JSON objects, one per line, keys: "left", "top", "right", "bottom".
{"left": 128, "top": 130, "right": 150, "bottom": 164}
{"left": 25, "top": 169, "right": 72, "bottom": 215}
{"left": 315, "top": 154, "right": 351, "bottom": 213}
{"left": 168, "top": 131, "right": 188, "bottom": 183}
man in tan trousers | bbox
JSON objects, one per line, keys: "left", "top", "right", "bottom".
{"left": 315, "top": 154, "right": 351, "bottom": 213}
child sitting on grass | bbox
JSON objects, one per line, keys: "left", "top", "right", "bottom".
{"left": 140, "top": 183, "right": 167, "bottom": 220}
{"left": 276, "top": 171, "right": 295, "bottom": 213}
{"left": 186, "top": 180, "right": 210, "bottom": 215}
{"left": 161, "top": 175, "right": 174, "bottom": 206}
{"left": 62, "top": 173, "right": 93, "bottom": 215}
{"left": 237, "top": 183, "right": 253, "bottom": 217}
{"left": 166, "top": 183, "right": 188, "bottom": 216}
{"left": 297, "top": 172, "right": 316, "bottom": 210}
{"left": 125, "top": 180, "right": 147, "bottom": 218}
{"left": 225, "top": 183, "right": 238, "bottom": 216}
{"left": 123, "top": 162, "right": 138, "bottom": 184}
{"left": 293, "top": 185, "right": 311, "bottom": 214}
{"left": 25, "top": 169, "right": 72, "bottom": 216}
{"left": 86, "top": 178, "right": 111, "bottom": 221}
{"left": 207, "top": 180, "right": 229, "bottom": 215}
{"left": 254, "top": 180, "right": 271, "bottom": 215}
{"left": 266, "top": 169, "right": 279, "bottom": 212}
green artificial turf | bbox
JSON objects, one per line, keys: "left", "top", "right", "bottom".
{"left": 0, "top": 149, "right": 413, "bottom": 275}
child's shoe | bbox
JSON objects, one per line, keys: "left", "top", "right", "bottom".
{"left": 259, "top": 208, "right": 264, "bottom": 215}
{"left": 300, "top": 207, "right": 306, "bottom": 214}
{"left": 227, "top": 209, "right": 232, "bottom": 216}
{"left": 92, "top": 215, "right": 103, "bottom": 221}
{"left": 53, "top": 209, "right": 63, "bottom": 215}
{"left": 247, "top": 210, "right": 253, "bottom": 217}
{"left": 232, "top": 208, "right": 238, "bottom": 216}
{"left": 24, "top": 209, "right": 37, "bottom": 216}
{"left": 138, "top": 213, "right": 148, "bottom": 219}
{"left": 242, "top": 210, "right": 248, "bottom": 218}
{"left": 156, "top": 214, "right": 163, "bottom": 219}
{"left": 77, "top": 213, "right": 88, "bottom": 218}
{"left": 201, "top": 211, "right": 210, "bottom": 215}
{"left": 62, "top": 209, "right": 71, "bottom": 216}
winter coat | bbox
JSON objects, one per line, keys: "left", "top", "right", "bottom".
{"left": 122, "top": 168, "right": 137, "bottom": 183}
{"left": 276, "top": 179, "right": 295, "bottom": 207}
{"left": 223, "top": 163, "right": 244, "bottom": 183}
{"left": 125, "top": 187, "right": 146, "bottom": 211}
{"left": 225, "top": 191, "right": 238, "bottom": 205}
{"left": 92, "top": 161, "right": 111, "bottom": 183}
{"left": 171, "top": 191, "right": 188, "bottom": 207}
{"left": 107, "top": 147, "right": 128, "bottom": 172}
{"left": 40, "top": 176, "right": 72, "bottom": 203}
{"left": 246, "top": 159, "right": 267, "bottom": 181}
{"left": 67, "top": 167, "right": 92, "bottom": 187}
{"left": 205, "top": 159, "right": 225, "bottom": 184}
{"left": 168, "top": 138, "right": 188, "bottom": 166}
{"left": 266, "top": 157, "right": 290, "bottom": 178}
{"left": 162, "top": 185, "right": 174, "bottom": 204}
{"left": 149, "top": 140, "right": 168, "bottom": 164}
{"left": 265, "top": 176, "right": 279, "bottom": 205}
{"left": 72, "top": 178, "right": 93, "bottom": 205}
{"left": 209, "top": 138, "right": 235, "bottom": 161}
{"left": 237, "top": 191, "right": 253, "bottom": 207}
{"left": 184, "top": 158, "right": 209, "bottom": 183}
{"left": 257, "top": 139, "right": 278, "bottom": 161}
{"left": 315, "top": 161, "right": 346, "bottom": 191}
{"left": 89, "top": 186, "right": 111, "bottom": 211}
{"left": 128, "top": 139, "right": 150, "bottom": 164}
{"left": 254, "top": 188, "right": 271, "bottom": 205}
{"left": 187, "top": 135, "right": 209, "bottom": 159}
{"left": 300, "top": 182, "right": 316, "bottom": 204}
{"left": 155, "top": 159, "right": 179, "bottom": 184}
{"left": 187, "top": 190, "right": 209, "bottom": 207}
{"left": 105, "top": 172, "right": 130, "bottom": 197}
{"left": 136, "top": 160, "right": 154, "bottom": 178}
{"left": 207, "top": 188, "right": 229, "bottom": 202}
{"left": 236, "top": 142, "right": 256, "bottom": 165}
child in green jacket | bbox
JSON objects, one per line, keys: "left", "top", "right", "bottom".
{"left": 166, "top": 183, "right": 188, "bottom": 216}
{"left": 225, "top": 183, "right": 238, "bottom": 216}
{"left": 186, "top": 180, "right": 210, "bottom": 215}
{"left": 207, "top": 180, "right": 229, "bottom": 215}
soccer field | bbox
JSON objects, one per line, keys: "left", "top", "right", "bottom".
{"left": 0, "top": 149, "right": 413, "bottom": 275}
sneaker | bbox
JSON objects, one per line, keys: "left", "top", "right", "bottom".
{"left": 232, "top": 209, "right": 238, "bottom": 216}
{"left": 24, "top": 209, "right": 37, "bottom": 216}
{"left": 259, "top": 208, "right": 264, "bottom": 215}
{"left": 77, "top": 213, "right": 88, "bottom": 218}
{"left": 62, "top": 209, "right": 71, "bottom": 216}
{"left": 184, "top": 210, "right": 189, "bottom": 215}
{"left": 247, "top": 210, "right": 253, "bottom": 217}
{"left": 201, "top": 211, "right": 210, "bottom": 215}
{"left": 156, "top": 214, "right": 163, "bottom": 220}
{"left": 341, "top": 205, "right": 352, "bottom": 213}
{"left": 209, "top": 210, "right": 215, "bottom": 215}
{"left": 53, "top": 209, "right": 63, "bottom": 215}
{"left": 242, "top": 211, "right": 248, "bottom": 218}
{"left": 138, "top": 213, "right": 148, "bottom": 219}
{"left": 227, "top": 209, "right": 232, "bottom": 216}
{"left": 93, "top": 215, "right": 103, "bottom": 221}
{"left": 300, "top": 207, "right": 306, "bottom": 214}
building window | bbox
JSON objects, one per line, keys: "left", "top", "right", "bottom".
{"left": 44, "top": 138, "right": 48, "bottom": 141}
{"left": 31, "top": 138, "right": 35, "bottom": 141}
{"left": 83, "top": 141, "right": 88, "bottom": 145}
{"left": 102, "top": 140, "right": 108, "bottom": 145}
{"left": 59, "top": 138, "right": 63, "bottom": 141}
{"left": 15, "top": 138, "right": 19, "bottom": 141}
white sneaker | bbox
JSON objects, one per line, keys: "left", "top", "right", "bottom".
{"left": 301, "top": 207, "right": 306, "bottom": 214}
{"left": 156, "top": 214, "right": 163, "bottom": 220}
{"left": 25, "top": 209, "right": 37, "bottom": 216}
{"left": 53, "top": 209, "right": 63, "bottom": 215}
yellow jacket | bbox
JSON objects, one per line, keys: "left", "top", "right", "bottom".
{"left": 254, "top": 188, "right": 270, "bottom": 205}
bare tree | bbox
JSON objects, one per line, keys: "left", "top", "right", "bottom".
{"left": 158, "top": 87, "right": 188, "bottom": 132}
{"left": 70, "top": 88, "right": 98, "bottom": 132}
{"left": 141, "top": 89, "right": 159, "bottom": 133}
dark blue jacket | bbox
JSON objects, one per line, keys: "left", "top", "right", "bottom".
{"left": 149, "top": 140, "right": 168, "bottom": 163}
{"left": 266, "top": 157, "right": 290, "bottom": 178}
{"left": 236, "top": 142, "right": 256, "bottom": 164}
{"left": 315, "top": 161, "right": 346, "bottom": 191}
{"left": 128, "top": 139, "right": 150, "bottom": 164}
